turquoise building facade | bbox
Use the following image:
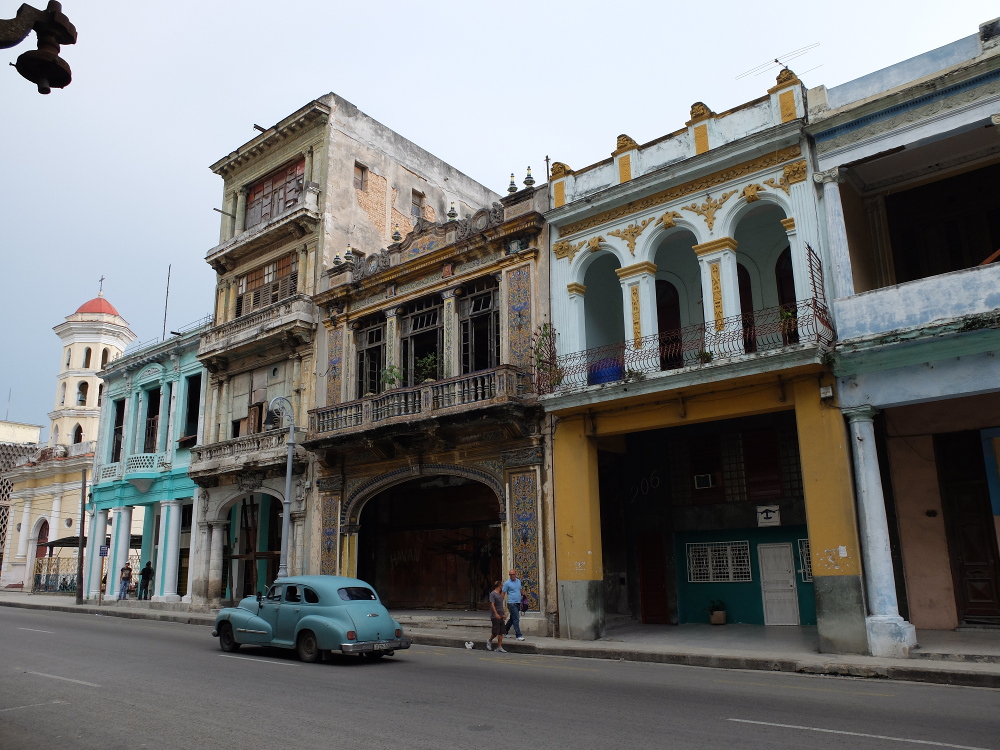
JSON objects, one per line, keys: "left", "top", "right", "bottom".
{"left": 84, "top": 320, "right": 209, "bottom": 602}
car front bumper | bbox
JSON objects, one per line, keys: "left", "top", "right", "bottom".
{"left": 340, "top": 637, "right": 412, "bottom": 654}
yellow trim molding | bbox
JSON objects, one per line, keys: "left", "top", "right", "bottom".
{"left": 618, "top": 154, "right": 632, "bottom": 183}
{"left": 615, "top": 261, "right": 658, "bottom": 279}
{"left": 553, "top": 181, "right": 566, "bottom": 208}
{"left": 630, "top": 285, "right": 641, "bottom": 342}
{"left": 553, "top": 239, "right": 585, "bottom": 262}
{"left": 613, "top": 134, "right": 640, "bottom": 156}
{"left": 780, "top": 217, "right": 796, "bottom": 232}
{"left": 767, "top": 68, "right": 802, "bottom": 94}
{"left": 710, "top": 261, "right": 723, "bottom": 326}
{"left": 692, "top": 237, "right": 738, "bottom": 256}
{"left": 763, "top": 160, "right": 808, "bottom": 195}
{"left": 607, "top": 217, "right": 654, "bottom": 255}
{"left": 694, "top": 124, "right": 709, "bottom": 155}
{"left": 551, "top": 162, "right": 573, "bottom": 178}
{"left": 682, "top": 190, "right": 737, "bottom": 231}
{"left": 779, "top": 90, "right": 797, "bottom": 122}
{"left": 558, "top": 145, "right": 801, "bottom": 237}
{"left": 567, "top": 282, "right": 587, "bottom": 296}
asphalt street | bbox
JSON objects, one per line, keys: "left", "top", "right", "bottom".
{"left": 0, "top": 607, "right": 997, "bottom": 750}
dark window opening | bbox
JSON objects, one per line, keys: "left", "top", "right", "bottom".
{"left": 101, "top": 348, "right": 109, "bottom": 368}
{"left": 181, "top": 503, "right": 193, "bottom": 532}
{"left": 97, "top": 384, "right": 103, "bottom": 407}
{"left": 111, "top": 399, "right": 126, "bottom": 462}
{"left": 656, "top": 279, "right": 683, "bottom": 370}
{"left": 304, "top": 587, "right": 320, "bottom": 604}
{"left": 355, "top": 318, "right": 386, "bottom": 397}
{"left": 411, "top": 190, "right": 424, "bottom": 222}
{"left": 144, "top": 387, "right": 161, "bottom": 453}
{"left": 72, "top": 424, "right": 83, "bottom": 444}
{"left": 774, "top": 248, "right": 798, "bottom": 345}
{"left": 76, "top": 381, "right": 88, "bottom": 406}
{"left": 179, "top": 373, "right": 201, "bottom": 448}
{"left": 737, "top": 263, "right": 757, "bottom": 353}
{"left": 460, "top": 277, "right": 499, "bottom": 374}
{"left": 338, "top": 586, "right": 377, "bottom": 601}
{"left": 244, "top": 158, "right": 305, "bottom": 230}
{"left": 83, "top": 347, "right": 92, "bottom": 369}
{"left": 235, "top": 254, "right": 298, "bottom": 318}
{"left": 887, "top": 161, "right": 1000, "bottom": 284}
{"left": 401, "top": 296, "right": 441, "bottom": 386}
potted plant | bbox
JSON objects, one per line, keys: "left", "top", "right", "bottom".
{"left": 779, "top": 307, "right": 798, "bottom": 345}
{"left": 696, "top": 349, "right": 714, "bottom": 364}
{"left": 415, "top": 352, "right": 438, "bottom": 383}
{"left": 707, "top": 600, "right": 726, "bottom": 625}
{"left": 380, "top": 364, "right": 401, "bottom": 389}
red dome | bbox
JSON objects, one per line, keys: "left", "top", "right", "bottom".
{"left": 75, "top": 296, "right": 120, "bottom": 316}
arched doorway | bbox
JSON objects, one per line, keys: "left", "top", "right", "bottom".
{"left": 224, "top": 493, "right": 281, "bottom": 600}
{"left": 35, "top": 520, "right": 49, "bottom": 559}
{"left": 656, "top": 279, "right": 683, "bottom": 370}
{"left": 357, "top": 475, "right": 502, "bottom": 609}
{"left": 775, "top": 248, "right": 798, "bottom": 344}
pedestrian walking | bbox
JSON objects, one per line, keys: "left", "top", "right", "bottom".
{"left": 486, "top": 580, "right": 506, "bottom": 653}
{"left": 117, "top": 562, "right": 132, "bottom": 601}
{"left": 138, "top": 561, "right": 154, "bottom": 600}
{"left": 503, "top": 568, "right": 525, "bottom": 640}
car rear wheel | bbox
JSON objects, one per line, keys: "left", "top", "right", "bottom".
{"left": 218, "top": 623, "right": 240, "bottom": 653}
{"left": 297, "top": 631, "right": 320, "bottom": 663}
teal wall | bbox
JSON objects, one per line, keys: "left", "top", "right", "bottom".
{"left": 674, "top": 525, "right": 816, "bottom": 626}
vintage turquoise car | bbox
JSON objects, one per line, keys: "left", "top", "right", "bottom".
{"left": 212, "top": 575, "right": 411, "bottom": 662}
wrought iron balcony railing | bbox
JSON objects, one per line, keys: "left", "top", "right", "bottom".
{"left": 310, "top": 365, "right": 533, "bottom": 436}
{"left": 537, "top": 298, "right": 834, "bottom": 395}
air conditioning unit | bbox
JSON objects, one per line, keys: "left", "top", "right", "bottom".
{"left": 693, "top": 473, "right": 716, "bottom": 490}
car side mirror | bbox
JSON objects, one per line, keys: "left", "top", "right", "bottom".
{"left": 256, "top": 592, "right": 263, "bottom": 610}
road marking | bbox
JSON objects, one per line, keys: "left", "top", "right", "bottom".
{"left": 0, "top": 700, "right": 67, "bottom": 712}
{"left": 17, "top": 628, "right": 54, "bottom": 634}
{"left": 477, "top": 657, "right": 599, "bottom": 673}
{"left": 15, "top": 670, "right": 100, "bottom": 688}
{"left": 726, "top": 718, "right": 991, "bottom": 749}
{"left": 218, "top": 654, "right": 300, "bottom": 667}
{"left": 715, "top": 679, "right": 894, "bottom": 697}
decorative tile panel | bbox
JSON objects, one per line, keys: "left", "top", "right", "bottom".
{"left": 321, "top": 495, "right": 339, "bottom": 575}
{"left": 507, "top": 265, "right": 532, "bottom": 370}
{"left": 509, "top": 470, "right": 540, "bottom": 612}
{"left": 327, "top": 328, "right": 343, "bottom": 406}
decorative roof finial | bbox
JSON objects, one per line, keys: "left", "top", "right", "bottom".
{"left": 391, "top": 224, "right": 402, "bottom": 243}
{"left": 344, "top": 244, "right": 353, "bottom": 263}
{"left": 98, "top": 274, "right": 105, "bottom": 297}
{"left": 447, "top": 202, "right": 457, "bottom": 220}
{"left": 523, "top": 167, "right": 535, "bottom": 187}
{"left": 507, "top": 173, "right": 518, "bottom": 194}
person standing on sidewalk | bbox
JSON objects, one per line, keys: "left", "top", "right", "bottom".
{"left": 138, "top": 562, "right": 154, "bottom": 600}
{"left": 117, "top": 562, "right": 132, "bottom": 601}
{"left": 486, "top": 580, "right": 507, "bottom": 653}
{"left": 503, "top": 569, "right": 525, "bottom": 641}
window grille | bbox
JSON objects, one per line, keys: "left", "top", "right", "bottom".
{"left": 779, "top": 426, "right": 804, "bottom": 498}
{"left": 687, "top": 541, "right": 752, "bottom": 583}
{"left": 244, "top": 159, "right": 305, "bottom": 229}
{"left": 721, "top": 432, "right": 746, "bottom": 502}
{"left": 0, "top": 504, "right": 9, "bottom": 564}
{"left": 798, "top": 538, "right": 813, "bottom": 582}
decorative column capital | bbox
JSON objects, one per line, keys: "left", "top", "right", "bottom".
{"left": 843, "top": 405, "right": 878, "bottom": 423}
{"left": 614, "top": 261, "right": 658, "bottom": 279}
{"left": 692, "top": 237, "right": 738, "bottom": 257}
{"left": 813, "top": 167, "right": 845, "bottom": 185}
{"left": 779, "top": 217, "right": 796, "bottom": 234}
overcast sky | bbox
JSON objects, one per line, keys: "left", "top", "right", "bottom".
{"left": 1, "top": 1, "right": 996, "bottom": 436}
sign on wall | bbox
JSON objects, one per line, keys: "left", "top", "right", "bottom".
{"left": 756, "top": 505, "right": 780, "bottom": 527}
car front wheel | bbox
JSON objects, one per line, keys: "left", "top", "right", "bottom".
{"left": 297, "top": 631, "right": 320, "bottom": 663}
{"left": 219, "top": 623, "right": 240, "bottom": 653}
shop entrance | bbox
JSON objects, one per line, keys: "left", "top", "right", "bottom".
{"left": 357, "top": 475, "right": 502, "bottom": 609}
{"left": 225, "top": 493, "right": 280, "bottom": 600}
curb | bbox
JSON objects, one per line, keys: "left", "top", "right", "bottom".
{"left": 408, "top": 632, "right": 1000, "bottom": 689}
{"left": 0, "top": 598, "right": 214, "bottom": 627}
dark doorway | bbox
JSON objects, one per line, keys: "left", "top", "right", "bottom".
{"left": 638, "top": 534, "right": 671, "bottom": 624}
{"left": 227, "top": 494, "right": 280, "bottom": 600}
{"left": 775, "top": 248, "right": 798, "bottom": 345}
{"left": 935, "top": 431, "right": 1000, "bottom": 624}
{"left": 737, "top": 263, "right": 756, "bottom": 353}
{"left": 656, "top": 279, "right": 683, "bottom": 370}
{"left": 358, "top": 476, "right": 501, "bottom": 609}
{"left": 35, "top": 520, "right": 49, "bottom": 559}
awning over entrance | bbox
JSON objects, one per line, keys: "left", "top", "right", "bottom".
{"left": 44, "top": 534, "right": 142, "bottom": 549}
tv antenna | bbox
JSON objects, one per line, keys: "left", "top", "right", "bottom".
{"left": 736, "top": 43, "right": 820, "bottom": 80}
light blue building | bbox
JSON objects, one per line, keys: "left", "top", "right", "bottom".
{"left": 84, "top": 318, "right": 209, "bottom": 602}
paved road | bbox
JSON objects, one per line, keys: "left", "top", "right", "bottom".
{"left": 0, "top": 607, "right": 996, "bottom": 750}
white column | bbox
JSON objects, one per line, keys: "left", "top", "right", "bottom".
{"left": 153, "top": 499, "right": 181, "bottom": 602}
{"left": 107, "top": 506, "right": 132, "bottom": 597}
{"left": 191, "top": 520, "right": 211, "bottom": 605}
{"left": 813, "top": 168, "right": 855, "bottom": 299}
{"left": 564, "top": 286, "right": 586, "bottom": 355}
{"left": 183, "top": 495, "right": 199, "bottom": 603}
{"left": 208, "top": 520, "right": 227, "bottom": 604}
{"left": 844, "top": 406, "right": 917, "bottom": 658}
{"left": 694, "top": 238, "right": 741, "bottom": 355}
{"left": 86, "top": 508, "right": 108, "bottom": 597}
{"left": 16, "top": 497, "right": 33, "bottom": 559}
{"left": 196, "top": 373, "right": 208, "bottom": 445}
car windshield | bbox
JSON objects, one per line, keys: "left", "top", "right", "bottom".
{"left": 338, "top": 586, "right": 377, "bottom": 601}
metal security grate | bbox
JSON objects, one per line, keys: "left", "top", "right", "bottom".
{"left": 687, "top": 541, "right": 752, "bottom": 583}
{"left": 798, "top": 538, "right": 813, "bottom": 582}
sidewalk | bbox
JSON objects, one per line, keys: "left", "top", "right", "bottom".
{"left": 3, "top": 591, "right": 998, "bottom": 689}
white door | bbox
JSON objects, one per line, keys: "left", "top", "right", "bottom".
{"left": 758, "top": 543, "right": 799, "bottom": 626}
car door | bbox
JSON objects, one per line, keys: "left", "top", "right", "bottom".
{"left": 275, "top": 584, "right": 303, "bottom": 645}
{"left": 255, "top": 584, "right": 283, "bottom": 642}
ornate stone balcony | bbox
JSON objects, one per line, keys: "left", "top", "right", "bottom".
{"left": 198, "top": 295, "right": 314, "bottom": 362}
{"left": 188, "top": 428, "right": 299, "bottom": 480}
{"left": 14, "top": 441, "right": 95, "bottom": 467}
{"left": 308, "top": 366, "right": 534, "bottom": 440}
{"left": 205, "top": 188, "right": 321, "bottom": 274}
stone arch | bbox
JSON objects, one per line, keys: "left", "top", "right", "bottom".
{"left": 635, "top": 215, "right": 704, "bottom": 264}
{"left": 342, "top": 464, "right": 504, "bottom": 525}
{"left": 568, "top": 239, "right": 629, "bottom": 283}
{"left": 719, "top": 190, "right": 790, "bottom": 242}
{"left": 210, "top": 486, "right": 286, "bottom": 525}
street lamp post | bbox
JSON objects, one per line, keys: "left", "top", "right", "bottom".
{"left": 264, "top": 396, "right": 295, "bottom": 579}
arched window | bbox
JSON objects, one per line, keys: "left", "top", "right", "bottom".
{"left": 101, "top": 348, "right": 109, "bottom": 368}
{"left": 51, "top": 425, "right": 59, "bottom": 446}
{"left": 97, "top": 383, "right": 104, "bottom": 407}
{"left": 73, "top": 424, "right": 84, "bottom": 444}
{"left": 83, "top": 347, "right": 92, "bottom": 369}
{"left": 64, "top": 348, "right": 71, "bottom": 369}
{"left": 77, "top": 382, "right": 89, "bottom": 406}
{"left": 35, "top": 520, "right": 49, "bottom": 559}
{"left": 60, "top": 382, "right": 66, "bottom": 405}
{"left": 655, "top": 279, "right": 683, "bottom": 370}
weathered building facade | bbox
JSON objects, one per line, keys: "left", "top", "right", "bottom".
{"left": 87, "top": 318, "right": 208, "bottom": 602}
{"left": 305, "top": 183, "right": 554, "bottom": 633}
{"left": 540, "top": 72, "right": 872, "bottom": 653}
{"left": 807, "top": 18, "right": 1000, "bottom": 647}
{"left": 188, "top": 94, "right": 498, "bottom": 607}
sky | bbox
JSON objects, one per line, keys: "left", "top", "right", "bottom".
{"left": 1, "top": 0, "right": 996, "bottom": 437}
